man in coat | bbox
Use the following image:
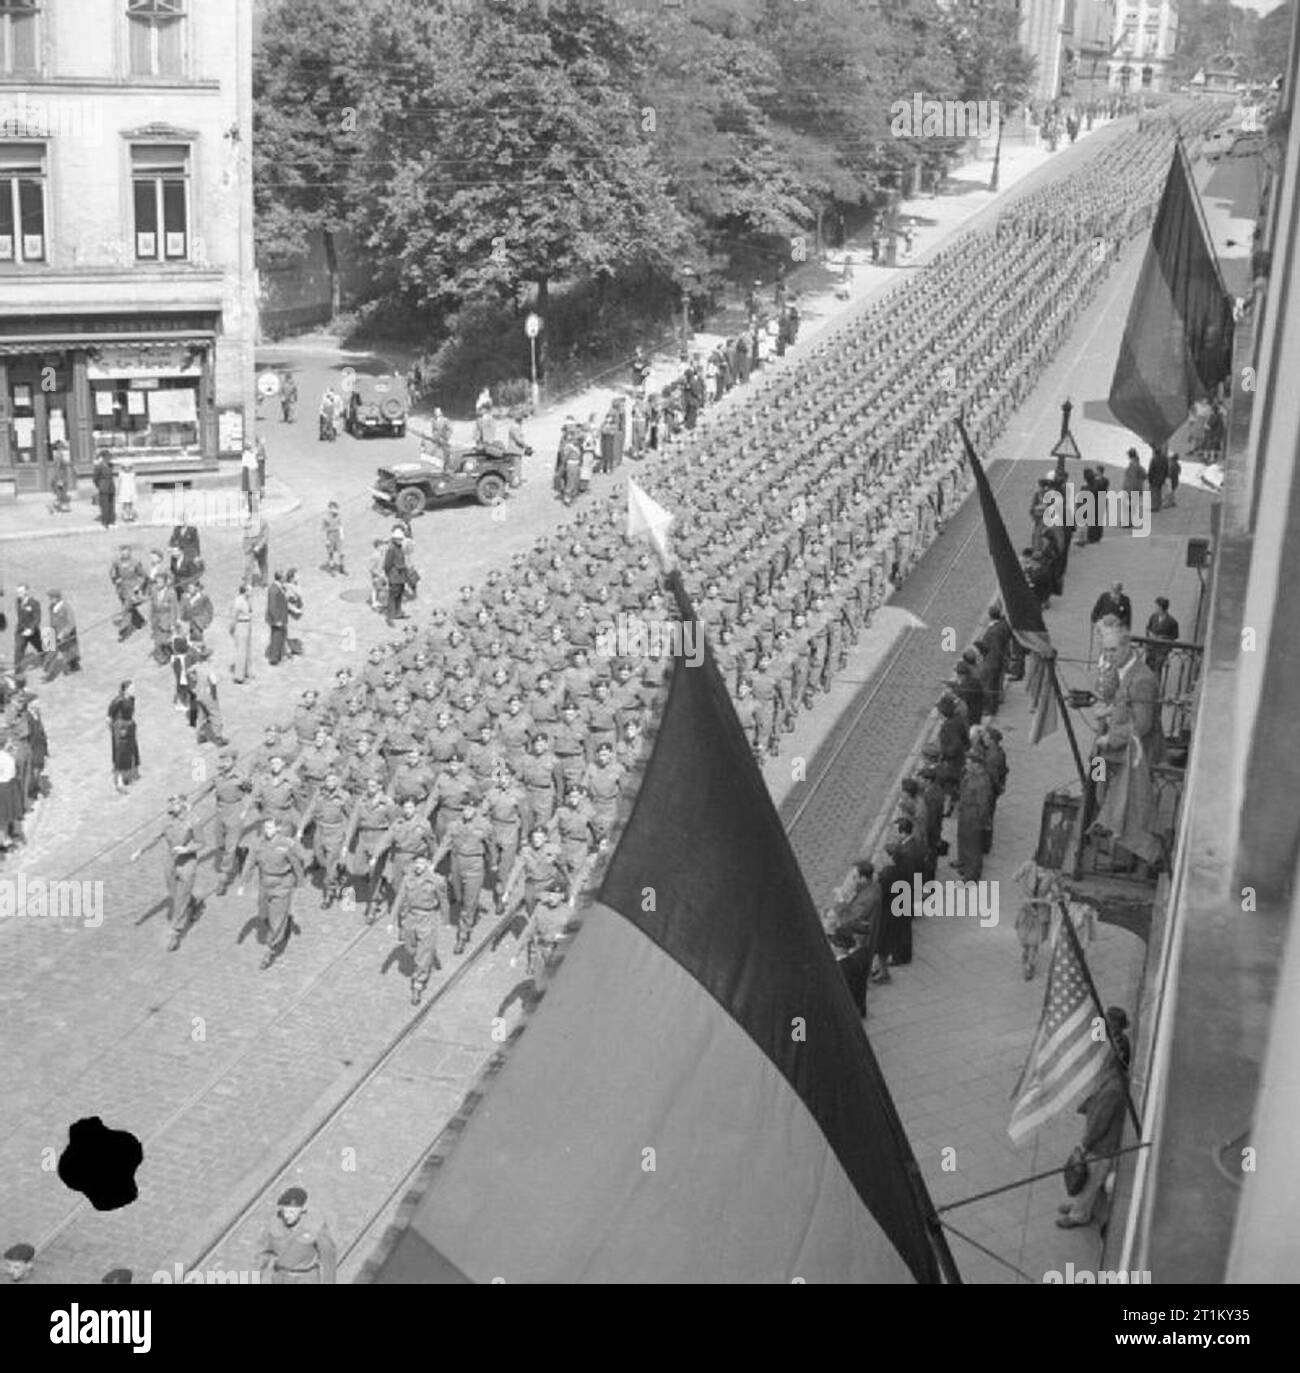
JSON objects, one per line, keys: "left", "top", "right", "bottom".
{"left": 1057, "top": 1039, "right": 1129, "bottom": 1228}
{"left": 1090, "top": 616, "right": 1165, "bottom": 875}
{"left": 823, "top": 859, "right": 882, "bottom": 1013}
{"left": 92, "top": 451, "right": 116, "bottom": 527}
{"left": 12, "top": 586, "right": 41, "bottom": 671}
{"left": 256, "top": 1187, "right": 336, "bottom": 1282}
{"left": 1090, "top": 580, "right": 1132, "bottom": 629}
{"left": 265, "top": 570, "right": 289, "bottom": 666}
{"left": 42, "top": 589, "right": 80, "bottom": 680}
{"left": 383, "top": 529, "right": 410, "bottom": 623}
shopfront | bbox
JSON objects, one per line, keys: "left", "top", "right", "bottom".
{"left": 0, "top": 313, "right": 217, "bottom": 495}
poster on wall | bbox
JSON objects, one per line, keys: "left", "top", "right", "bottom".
{"left": 94, "top": 389, "right": 116, "bottom": 417}
{"left": 127, "top": 390, "right": 146, "bottom": 415}
{"left": 218, "top": 407, "right": 244, "bottom": 456}
{"left": 12, "top": 417, "right": 35, "bottom": 450}
{"left": 48, "top": 410, "right": 67, "bottom": 444}
{"left": 147, "top": 388, "right": 198, "bottom": 424}
{"left": 13, "top": 384, "right": 31, "bottom": 408}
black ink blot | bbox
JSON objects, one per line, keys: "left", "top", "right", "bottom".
{"left": 57, "top": 1117, "right": 144, "bottom": 1211}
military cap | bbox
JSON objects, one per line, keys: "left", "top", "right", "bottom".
{"left": 277, "top": 1186, "right": 308, "bottom": 1208}
{"left": 102, "top": 1268, "right": 133, "bottom": 1284}
{"left": 4, "top": 1243, "right": 35, "bottom": 1262}
{"left": 47, "top": 588, "right": 63, "bottom": 600}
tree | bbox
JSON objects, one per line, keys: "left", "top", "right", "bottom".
{"left": 360, "top": 0, "right": 693, "bottom": 377}
{"left": 253, "top": 0, "right": 374, "bottom": 316}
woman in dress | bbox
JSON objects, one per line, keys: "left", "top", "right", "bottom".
{"left": 108, "top": 680, "right": 140, "bottom": 792}
{"left": 117, "top": 460, "right": 138, "bottom": 523}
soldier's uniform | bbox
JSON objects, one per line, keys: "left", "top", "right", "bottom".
{"left": 381, "top": 811, "right": 435, "bottom": 893}
{"left": 300, "top": 782, "right": 352, "bottom": 901}
{"left": 296, "top": 737, "right": 341, "bottom": 801}
{"left": 396, "top": 865, "right": 448, "bottom": 1001}
{"left": 346, "top": 789, "right": 397, "bottom": 878}
{"left": 162, "top": 812, "right": 199, "bottom": 946}
{"left": 424, "top": 715, "right": 465, "bottom": 765}
{"left": 341, "top": 742, "right": 388, "bottom": 795}
{"left": 389, "top": 757, "right": 435, "bottom": 807}
{"left": 245, "top": 829, "right": 304, "bottom": 965}
{"left": 554, "top": 795, "right": 597, "bottom": 872}
{"left": 252, "top": 769, "right": 301, "bottom": 833}
{"left": 256, "top": 1207, "right": 337, "bottom": 1284}
{"left": 550, "top": 712, "right": 588, "bottom": 788}
{"left": 583, "top": 756, "right": 625, "bottom": 842}
{"left": 209, "top": 759, "right": 250, "bottom": 894}
{"left": 444, "top": 813, "right": 493, "bottom": 947}
{"left": 520, "top": 746, "right": 561, "bottom": 830}
{"left": 428, "top": 765, "right": 475, "bottom": 841}
{"left": 483, "top": 779, "right": 525, "bottom": 880}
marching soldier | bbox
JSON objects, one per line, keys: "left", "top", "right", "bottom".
{"left": 499, "top": 827, "right": 574, "bottom": 987}
{"left": 583, "top": 740, "right": 626, "bottom": 844}
{"left": 239, "top": 816, "right": 306, "bottom": 969}
{"left": 392, "top": 855, "right": 447, "bottom": 1004}
{"left": 296, "top": 772, "right": 354, "bottom": 906}
{"left": 251, "top": 755, "right": 302, "bottom": 834}
{"left": 483, "top": 763, "right": 526, "bottom": 886}
{"left": 520, "top": 731, "right": 562, "bottom": 832}
{"left": 342, "top": 776, "right": 397, "bottom": 919}
{"left": 374, "top": 796, "right": 435, "bottom": 911}
{"left": 200, "top": 748, "right": 250, "bottom": 896}
{"left": 256, "top": 1187, "right": 336, "bottom": 1284}
{"left": 130, "top": 793, "right": 199, "bottom": 952}
{"left": 390, "top": 747, "right": 435, "bottom": 808}
{"left": 427, "top": 751, "right": 475, "bottom": 844}
{"left": 434, "top": 800, "right": 494, "bottom": 954}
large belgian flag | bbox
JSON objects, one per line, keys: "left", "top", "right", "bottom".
{"left": 367, "top": 575, "right": 954, "bottom": 1284}
{"left": 1109, "top": 140, "right": 1235, "bottom": 447}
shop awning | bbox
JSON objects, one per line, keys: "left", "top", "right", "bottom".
{"left": 0, "top": 331, "right": 214, "bottom": 359}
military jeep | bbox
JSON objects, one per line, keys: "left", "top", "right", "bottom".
{"left": 370, "top": 446, "right": 521, "bottom": 517}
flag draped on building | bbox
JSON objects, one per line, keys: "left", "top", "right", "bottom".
{"left": 1008, "top": 917, "right": 1110, "bottom": 1142}
{"left": 1108, "top": 140, "right": 1235, "bottom": 448}
{"left": 366, "top": 574, "right": 954, "bottom": 1284}
{"left": 956, "top": 419, "right": 1058, "bottom": 744}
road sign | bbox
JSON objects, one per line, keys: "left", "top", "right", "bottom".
{"left": 1051, "top": 432, "right": 1081, "bottom": 461}
{"left": 525, "top": 313, "right": 541, "bottom": 339}
{"left": 257, "top": 370, "right": 280, "bottom": 398}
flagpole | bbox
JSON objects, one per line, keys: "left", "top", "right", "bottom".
{"left": 1055, "top": 899, "right": 1143, "bottom": 1135}
{"left": 1047, "top": 654, "right": 1092, "bottom": 803}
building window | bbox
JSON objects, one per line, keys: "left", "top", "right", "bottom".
{"left": 127, "top": 0, "right": 184, "bottom": 79}
{"left": 92, "top": 376, "right": 200, "bottom": 452}
{"left": 131, "top": 144, "right": 188, "bottom": 261}
{"left": 0, "top": 143, "right": 46, "bottom": 263}
{"left": 0, "top": 0, "right": 37, "bottom": 74}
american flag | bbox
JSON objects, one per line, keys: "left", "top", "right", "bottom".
{"left": 1008, "top": 923, "right": 1108, "bottom": 1142}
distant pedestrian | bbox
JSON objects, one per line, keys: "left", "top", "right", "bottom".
{"left": 230, "top": 582, "right": 253, "bottom": 684}
{"left": 41, "top": 589, "right": 80, "bottom": 680}
{"left": 240, "top": 441, "right": 259, "bottom": 514}
{"left": 322, "top": 501, "right": 345, "bottom": 574}
{"left": 117, "top": 459, "right": 138, "bottom": 522}
{"left": 1090, "top": 580, "right": 1132, "bottom": 629}
{"left": 384, "top": 529, "right": 411, "bottom": 623}
{"left": 284, "top": 568, "right": 305, "bottom": 657}
{"left": 49, "top": 441, "right": 72, "bottom": 513}
{"left": 92, "top": 451, "right": 117, "bottom": 527}
{"left": 12, "top": 586, "right": 41, "bottom": 670}
{"left": 1166, "top": 451, "right": 1180, "bottom": 508}
{"left": 266, "top": 570, "right": 289, "bottom": 666}
{"left": 108, "top": 681, "right": 139, "bottom": 791}
{"left": 1147, "top": 444, "right": 1169, "bottom": 512}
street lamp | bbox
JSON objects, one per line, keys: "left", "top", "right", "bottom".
{"left": 525, "top": 312, "right": 542, "bottom": 410}
{"left": 680, "top": 266, "right": 696, "bottom": 361}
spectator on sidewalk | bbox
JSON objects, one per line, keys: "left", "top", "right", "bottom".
{"left": 49, "top": 441, "right": 72, "bottom": 513}
{"left": 1057, "top": 1034, "right": 1129, "bottom": 1229}
{"left": 1146, "top": 443, "right": 1169, "bottom": 512}
{"left": 230, "top": 582, "right": 253, "bottom": 685}
{"left": 1090, "top": 580, "right": 1132, "bottom": 629}
{"left": 13, "top": 586, "right": 41, "bottom": 671}
{"left": 42, "top": 590, "right": 80, "bottom": 680}
{"left": 92, "top": 451, "right": 117, "bottom": 527}
{"left": 108, "top": 680, "right": 140, "bottom": 791}
{"left": 1144, "top": 596, "right": 1180, "bottom": 675}
{"left": 266, "top": 570, "right": 289, "bottom": 666}
{"left": 823, "top": 859, "right": 882, "bottom": 1013}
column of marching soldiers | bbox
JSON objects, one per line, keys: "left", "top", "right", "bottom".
{"left": 129, "top": 104, "right": 1223, "bottom": 1005}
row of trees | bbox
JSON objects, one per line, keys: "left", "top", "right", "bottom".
{"left": 255, "top": 0, "right": 1033, "bottom": 372}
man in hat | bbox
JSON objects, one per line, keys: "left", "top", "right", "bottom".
{"left": 42, "top": 589, "right": 80, "bottom": 680}
{"left": 101, "top": 1267, "right": 133, "bottom": 1284}
{"left": 256, "top": 1187, "right": 336, "bottom": 1283}
{"left": 392, "top": 854, "right": 447, "bottom": 1004}
{"left": 383, "top": 528, "right": 410, "bottom": 624}
{"left": 3, "top": 1242, "right": 35, "bottom": 1283}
